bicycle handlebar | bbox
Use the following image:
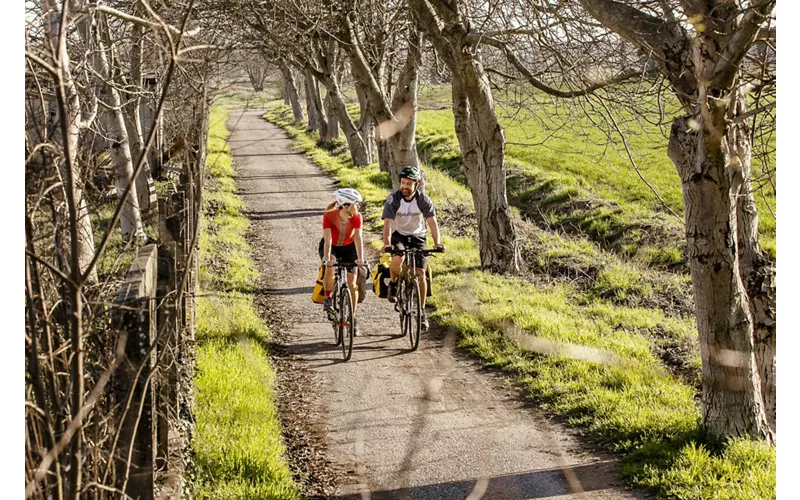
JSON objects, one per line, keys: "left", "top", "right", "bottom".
{"left": 385, "top": 246, "right": 444, "bottom": 257}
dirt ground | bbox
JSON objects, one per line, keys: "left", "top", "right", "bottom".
{"left": 228, "top": 108, "right": 647, "bottom": 499}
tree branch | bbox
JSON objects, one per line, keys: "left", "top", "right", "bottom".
{"left": 713, "top": 1, "right": 776, "bottom": 88}
{"left": 476, "top": 34, "right": 656, "bottom": 98}
{"left": 89, "top": 4, "right": 199, "bottom": 38}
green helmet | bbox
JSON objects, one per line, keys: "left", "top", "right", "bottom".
{"left": 398, "top": 166, "right": 422, "bottom": 181}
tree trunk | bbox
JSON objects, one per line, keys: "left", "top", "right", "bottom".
{"left": 47, "top": 0, "right": 97, "bottom": 285}
{"left": 246, "top": 64, "right": 266, "bottom": 92}
{"left": 355, "top": 83, "right": 376, "bottom": 164}
{"left": 451, "top": 73, "right": 519, "bottom": 273}
{"left": 668, "top": 115, "right": 772, "bottom": 442}
{"left": 305, "top": 68, "right": 326, "bottom": 135}
{"left": 123, "top": 21, "right": 156, "bottom": 214}
{"left": 729, "top": 91, "right": 776, "bottom": 433}
{"left": 325, "top": 81, "right": 369, "bottom": 167}
{"left": 323, "top": 93, "right": 340, "bottom": 141}
{"left": 384, "top": 29, "right": 422, "bottom": 188}
{"left": 95, "top": 17, "right": 145, "bottom": 243}
{"left": 344, "top": 18, "right": 421, "bottom": 184}
{"left": 321, "top": 80, "right": 369, "bottom": 165}
{"left": 281, "top": 65, "right": 305, "bottom": 122}
{"left": 409, "top": 0, "right": 519, "bottom": 273}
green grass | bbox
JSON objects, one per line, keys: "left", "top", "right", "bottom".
{"left": 213, "top": 90, "right": 283, "bottom": 110}
{"left": 192, "top": 104, "right": 300, "bottom": 499}
{"left": 414, "top": 91, "right": 776, "bottom": 260}
{"left": 262, "top": 100, "right": 775, "bottom": 500}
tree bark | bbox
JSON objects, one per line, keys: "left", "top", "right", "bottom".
{"left": 47, "top": 0, "right": 97, "bottom": 285}
{"left": 323, "top": 92, "right": 340, "bottom": 141}
{"left": 577, "top": 0, "right": 775, "bottom": 442}
{"left": 305, "top": 68, "right": 326, "bottom": 135}
{"left": 729, "top": 91, "right": 776, "bottom": 432}
{"left": 355, "top": 82, "right": 377, "bottom": 164}
{"left": 321, "top": 78, "right": 369, "bottom": 165}
{"left": 122, "top": 21, "right": 155, "bottom": 214}
{"left": 94, "top": 16, "right": 146, "bottom": 243}
{"left": 344, "top": 15, "right": 421, "bottom": 184}
{"left": 451, "top": 71, "right": 519, "bottom": 273}
{"left": 668, "top": 115, "right": 771, "bottom": 442}
{"left": 246, "top": 64, "right": 266, "bottom": 92}
{"left": 281, "top": 64, "right": 305, "bottom": 122}
{"left": 410, "top": 0, "right": 520, "bottom": 273}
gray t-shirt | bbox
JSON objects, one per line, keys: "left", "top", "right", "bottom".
{"left": 381, "top": 190, "right": 436, "bottom": 237}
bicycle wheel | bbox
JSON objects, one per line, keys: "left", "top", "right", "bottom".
{"left": 408, "top": 278, "right": 422, "bottom": 351}
{"left": 397, "top": 279, "right": 408, "bottom": 336}
{"left": 339, "top": 284, "right": 354, "bottom": 361}
{"left": 331, "top": 282, "right": 341, "bottom": 346}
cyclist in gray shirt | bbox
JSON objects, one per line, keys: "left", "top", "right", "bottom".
{"left": 381, "top": 166, "right": 446, "bottom": 330}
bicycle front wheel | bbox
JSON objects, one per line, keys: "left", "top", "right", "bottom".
{"left": 339, "top": 284, "right": 354, "bottom": 361}
{"left": 408, "top": 278, "right": 422, "bottom": 351}
{"left": 331, "top": 285, "right": 341, "bottom": 346}
{"left": 397, "top": 279, "right": 408, "bottom": 336}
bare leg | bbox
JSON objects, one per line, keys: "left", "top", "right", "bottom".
{"left": 390, "top": 255, "right": 403, "bottom": 282}
{"left": 416, "top": 268, "right": 427, "bottom": 309}
{"left": 347, "top": 271, "right": 358, "bottom": 316}
{"left": 323, "top": 263, "right": 334, "bottom": 293}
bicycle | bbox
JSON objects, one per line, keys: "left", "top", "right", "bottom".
{"left": 326, "top": 261, "right": 357, "bottom": 361}
{"left": 386, "top": 245, "right": 443, "bottom": 351}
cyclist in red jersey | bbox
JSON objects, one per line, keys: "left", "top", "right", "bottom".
{"left": 320, "top": 188, "right": 366, "bottom": 335}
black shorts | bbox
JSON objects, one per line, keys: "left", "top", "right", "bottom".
{"left": 319, "top": 238, "right": 357, "bottom": 271}
{"left": 390, "top": 232, "right": 427, "bottom": 270}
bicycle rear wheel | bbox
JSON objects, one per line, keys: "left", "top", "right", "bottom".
{"left": 408, "top": 278, "right": 422, "bottom": 351}
{"left": 339, "top": 284, "right": 354, "bottom": 361}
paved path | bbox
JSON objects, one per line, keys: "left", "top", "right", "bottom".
{"left": 227, "top": 108, "right": 644, "bottom": 499}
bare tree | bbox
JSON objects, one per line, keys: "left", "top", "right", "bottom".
{"left": 417, "top": 0, "right": 776, "bottom": 442}
{"left": 280, "top": 61, "right": 305, "bottom": 122}
{"left": 343, "top": 0, "right": 423, "bottom": 186}
{"left": 245, "top": 54, "right": 269, "bottom": 92}
{"left": 410, "top": 0, "right": 521, "bottom": 273}
{"left": 25, "top": 0, "right": 222, "bottom": 496}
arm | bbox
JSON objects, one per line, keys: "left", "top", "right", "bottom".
{"left": 426, "top": 216, "right": 445, "bottom": 252}
{"left": 382, "top": 219, "right": 393, "bottom": 251}
{"left": 381, "top": 194, "right": 398, "bottom": 251}
{"left": 354, "top": 228, "right": 364, "bottom": 265}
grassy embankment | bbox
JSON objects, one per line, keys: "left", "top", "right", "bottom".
{"left": 263, "top": 98, "right": 775, "bottom": 500}
{"left": 415, "top": 85, "right": 776, "bottom": 262}
{"left": 191, "top": 104, "right": 300, "bottom": 499}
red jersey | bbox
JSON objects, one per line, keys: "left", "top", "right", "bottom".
{"left": 322, "top": 210, "right": 362, "bottom": 246}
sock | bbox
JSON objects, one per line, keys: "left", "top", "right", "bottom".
{"left": 324, "top": 290, "right": 331, "bottom": 297}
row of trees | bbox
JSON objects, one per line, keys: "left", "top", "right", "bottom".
{"left": 23, "top": 0, "right": 257, "bottom": 497}
{"left": 236, "top": 0, "right": 776, "bottom": 443}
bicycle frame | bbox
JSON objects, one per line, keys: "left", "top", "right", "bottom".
{"left": 387, "top": 246, "right": 442, "bottom": 351}
{"left": 327, "top": 261, "right": 356, "bottom": 361}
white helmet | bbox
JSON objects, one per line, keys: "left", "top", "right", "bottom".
{"left": 333, "top": 188, "right": 363, "bottom": 207}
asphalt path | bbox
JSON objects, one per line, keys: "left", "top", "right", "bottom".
{"left": 228, "top": 107, "right": 645, "bottom": 500}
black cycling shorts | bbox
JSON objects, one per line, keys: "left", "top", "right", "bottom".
{"left": 319, "top": 238, "right": 357, "bottom": 271}
{"left": 390, "top": 232, "right": 427, "bottom": 270}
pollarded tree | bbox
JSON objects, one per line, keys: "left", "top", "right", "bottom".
{"left": 410, "top": 0, "right": 521, "bottom": 273}
{"left": 573, "top": 0, "right": 776, "bottom": 441}
{"left": 343, "top": 0, "right": 424, "bottom": 186}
